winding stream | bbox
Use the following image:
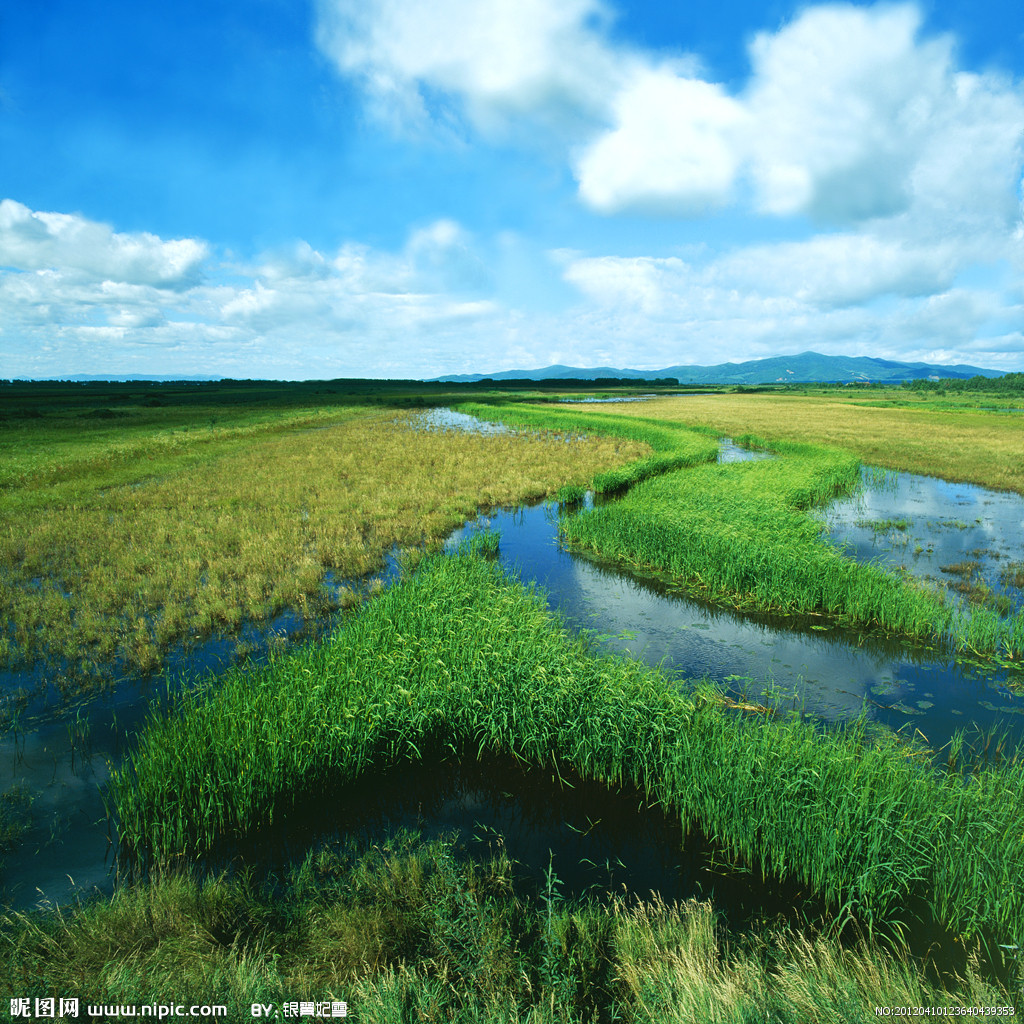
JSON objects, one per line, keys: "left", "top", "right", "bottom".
{"left": 2, "top": 408, "right": 1023, "bottom": 916}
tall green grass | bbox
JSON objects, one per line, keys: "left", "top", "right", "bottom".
{"left": 560, "top": 436, "right": 1024, "bottom": 660}
{"left": 5, "top": 831, "right": 1012, "bottom": 1020}
{"left": 459, "top": 402, "right": 1024, "bottom": 661}
{"left": 111, "top": 550, "right": 1024, "bottom": 949}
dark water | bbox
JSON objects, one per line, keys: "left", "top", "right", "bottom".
{"left": 2, "top": 414, "right": 1023, "bottom": 916}
{"left": 230, "top": 754, "right": 827, "bottom": 930}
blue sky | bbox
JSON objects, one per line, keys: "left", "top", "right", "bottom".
{"left": 1, "top": 0, "right": 1022, "bottom": 379}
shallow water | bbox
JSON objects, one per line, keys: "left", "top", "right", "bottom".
{"left": 446, "top": 499, "right": 1022, "bottom": 752}
{"left": 821, "top": 468, "right": 1024, "bottom": 614}
{"left": 718, "top": 437, "right": 773, "bottom": 464}
{"left": 412, "top": 407, "right": 520, "bottom": 435}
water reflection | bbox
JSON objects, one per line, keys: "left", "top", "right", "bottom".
{"left": 447, "top": 499, "right": 1022, "bottom": 754}
{"left": 821, "top": 468, "right": 1024, "bottom": 614}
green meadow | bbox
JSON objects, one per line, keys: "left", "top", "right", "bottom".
{"left": 462, "top": 399, "right": 1024, "bottom": 666}
{"left": 3, "top": 380, "right": 1024, "bottom": 1019}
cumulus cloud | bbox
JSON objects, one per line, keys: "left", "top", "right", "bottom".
{"left": 0, "top": 204, "right": 505, "bottom": 378}
{"left": 742, "top": 4, "right": 945, "bottom": 221}
{"left": 575, "top": 68, "right": 746, "bottom": 215}
{"left": 314, "top": 0, "right": 637, "bottom": 137}
{"left": 318, "top": 0, "right": 1023, "bottom": 230}
{"left": 0, "top": 199, "right": 208, "bottom": 289}
{"left": 575, "top": 4, "right": 1024, "bottom": 225}
{"left": 556, "top": 237, "right": 1023, "bottom": 370}
{"left": 560, "top": 232, "right": 966, "bottom": 315}
{"left": 2, "top": 195, "right": 1020, "bottom": 379}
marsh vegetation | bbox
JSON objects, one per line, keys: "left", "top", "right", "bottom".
{"left": 2, "top": 380, "right": 1024, "bottom": 1018}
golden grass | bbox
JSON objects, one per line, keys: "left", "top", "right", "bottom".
{"left": 559, "top": 393, "right": 1024, "bottom": 495}
{"left": 0, "top": 409, "right": 647, "bottom": 678}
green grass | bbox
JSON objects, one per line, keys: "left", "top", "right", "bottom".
{"left": 459, "top": 404, "right": 1024, "bottom": 664}
{"left": 585, "top": 390, "right": 1024, "bottom": 495}
{"left": 0, "top": 785, "right": 33, "bottom": 868}
{"left": 3, "top": 830, "right": 1014, "bottom": 1021}
{"left": 110, "top": 549, "right": 1024, "bottom": 950}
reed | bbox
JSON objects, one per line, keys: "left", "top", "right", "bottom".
{"left": 1, "top": 403, "right": 645, "bottom": 679}
{"left": 463, "top": 403, "right": 1024, "bottom": 661}
{"left": 586, "top": 391, "right": 1024, "bottom": 496}
{"left": 3, "top": 832, "right": 1012, "bottom": 1020}
{"left": 454, "top": 402, "right": 720, "bottom": 492}
{"left": 110, "top": 550, "right": 1024, "bottom": 950}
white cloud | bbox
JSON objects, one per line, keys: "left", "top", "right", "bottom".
{"left": 2, "top": 196, "right": 1020, "bottom": 380}
{"left": 742, "top": 3, "right": 948, "bottom": 221}
{"left": 555, "top": 238, "right": 1022, "bottom": 370}
{"left": 0, "top": 199, "right": 208, "bottom": 289}
{"left": 317, "top": 0, "right": 1023, "bottom": 234}
{"left": 314, "top": 0, "right": 636, "bottom": 137}
{"left": 576, "top": 4, "right": 1024, "bottom": 226}
{"left": 0, "top": 205, "right": 506, "bottom": 378}
{"left": 711, "top": 234, "right": 967, "bottom": 308}
{"left": 560, "top": 232, "right": 969, "bottom": 315}
{"left": 575, "top": 67, "right": 747, "bottom": 214}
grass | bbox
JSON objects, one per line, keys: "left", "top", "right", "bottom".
{"left": 463, "top": 403, "right": 1024, "bottom": 663}
{"left": 6, "top": 383, "right": 1024, "bottom": 1016}
{"left": 0, "top": 394, "right": 646, "bottom": 681}
{"left": 0, "top": 786, "right": 33, "bottom": 869}
{"left": 455, "top": 401, "right": 721, "bottom": 492}
{"left": 855, "top": 518, "right": 912, "bottom": 533}
{"left": 109, "top": 550, "right": 1024, "bottom": 951}
{"left": 2, "top": 831, "right": 1014, "bottom": 1021}
{"left": 565, "top": 391, "right": 1024, "bottom": 495}
{"left": 1001, "top": 563, "right": 1024, "bottom": 589}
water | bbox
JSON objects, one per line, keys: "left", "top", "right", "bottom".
{"left": 821, "top": 468, "right": 1024, "bottom": 614}
{"left": 718, "top": 437, "right": 773, "bottom": 464}
{"left": 0, "top": 550, "right": 408, "bottom": 910}
{"left": 3, "top": 416, "right": 1023, "bottom": 914}
{"left": 230, "top": 754, "right": 823, "bottom": 927}
{"left": 412, "top": 407, "right": 519, "bottom": 435}
{"left": 446, "top": 499, "right": 1022, "bottom": 751}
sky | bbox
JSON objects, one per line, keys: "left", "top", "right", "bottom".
{"left": 1, "top": 0, "right": 1022, "bottom": 380}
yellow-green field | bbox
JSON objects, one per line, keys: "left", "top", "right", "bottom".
{"left": 0, "top": 387, "right": 646, "bottom": 679}
{"left": 556, "top": 390, "right": 1024, "bottom": 494}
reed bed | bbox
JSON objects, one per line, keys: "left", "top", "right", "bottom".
{"left": 593, "top": 392, "right": 1024, "bottom": 495}
{"left": 559, "top": 437, "right": 1024, "bottom": 660}
{"left": 454, "top": 402, "right": 720, "bottom": 492}
{"left": 4, "top": 832, "right": 1012, "bottom": 1020}
{"left": 0, "top": 406, "right": 645, "bottom": 679}
{"left": 111, "top": 550, "right": 1024, "bottom": 950}
{"left": 458, "top": 403, "right": 1024, "bottom": 661}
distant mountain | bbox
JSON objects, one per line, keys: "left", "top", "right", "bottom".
{"left": 429, "top": 352, "right": 1003, "bottom": 385}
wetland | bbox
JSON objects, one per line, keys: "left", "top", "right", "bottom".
{"left": 2, "top": 378, "right": 1024, "bottom": 1020}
